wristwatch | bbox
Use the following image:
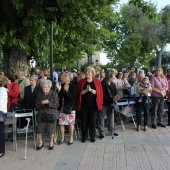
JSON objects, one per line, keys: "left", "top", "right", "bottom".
{"left": 91, "top": 89, "right": 93, "bottom": 93}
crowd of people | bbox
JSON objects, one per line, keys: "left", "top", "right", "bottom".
{"left": 0, "top": 65, "right": 170, "bottom": 158}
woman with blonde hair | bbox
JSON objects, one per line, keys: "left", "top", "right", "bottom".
{"left": 150, "top": 67, "right": 168, "bottom": 129}
{"left": 76, "top": 66, "right": 103, "bottom": 143}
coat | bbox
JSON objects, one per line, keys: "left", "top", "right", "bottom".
{"left": 7, "top": 82, "right": 20, "bottom": 111}
{"left": 22, "top": 85, "right": 42, "bottom": 110}
{"left": 35, "top": 90, "right": 59, "bottom": 134}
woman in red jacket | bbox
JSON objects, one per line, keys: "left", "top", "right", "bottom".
{"left": 76, "top": 66, "right": 103, "bottom": 143}
{"left": 5, "top": 73, "right": 19, "bottom": 111}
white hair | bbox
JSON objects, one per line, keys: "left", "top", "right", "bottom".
{"left": 40, "top": 79, "right": 52, "bottom": 88}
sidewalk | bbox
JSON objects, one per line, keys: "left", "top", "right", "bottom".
{"left": 1, "top": 124, "right": 170, "bottom": 170}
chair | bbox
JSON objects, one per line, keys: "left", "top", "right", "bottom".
{"left": 116, "top": 99, "right": 137, "bottom": 130}
{"left": 5, "top": 110, "right": 16, "bottom": 150}
{"left": 13, "top": 109, "right": 36, "bottom": 156}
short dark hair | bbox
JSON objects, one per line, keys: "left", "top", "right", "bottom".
{"left": 5, "top": 73, "right": 15, "bottom": 82}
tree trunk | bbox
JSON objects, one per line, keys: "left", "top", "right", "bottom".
{"left": 3, "top": 47, "right": 30, "bottom": 76}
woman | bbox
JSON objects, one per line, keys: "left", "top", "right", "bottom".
{"left": 150, "top": 67, "right": 168, "bottom": 129}
{"left": 135, "top": 75, "right": 152, "bottom": 131}
{"left": 38, "top": 68, "right": 49, "bottom": 85}
{"left": 76, "top": 66, "right": 103, "bottom": 143}
{"left": 0, "top": 74, "right": 8, "bottom": 158}
{"left": 98, "top": 72, "right": 120, "bottom": 139}
{"left": 35, "top": 80, "right": 59, "bottom": 150}
{"left": 166, "top": 68, "right": 170, "bottom": 126}
{"left": 57, "top": 72, "right": 76, "bottom": 145}
{"left": 23, "top": 75, "right": 42, "bottom": 110}
{"left": 116, "top": 71, "right": 131, "bottom": 98}
{"left": 5, "top": 73, "right": 19, "bottom": 111}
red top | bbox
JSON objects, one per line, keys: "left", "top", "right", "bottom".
{"left": 76, "top": 78, "right": 103, "bottom": 111}
{"left": 7, "top": 82, "right": 20, "bottom": 111}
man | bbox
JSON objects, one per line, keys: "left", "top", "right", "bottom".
{"left": 47, "top": 66, "right": 58, "bottom": 85}
{"left": 15, "top": 69, "right": 30, "bottom": 104}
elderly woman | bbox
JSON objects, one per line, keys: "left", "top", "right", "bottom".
{"left": 0, "top": 74, "right": 7, "bottom": 158}
{"left": 23, "top": 75, "right": 42, "bottom": 110}
{"left": 116, "top": 71, "right": 131, "bottom": 98}
{"left": 76, "top": 66, "right": 103, "bottom": 143}
{"left": 35, "top": 80, "right": 59, "bottom": 150}
{"left": 150, "top": 67, "right": 168, "bottom": 129}
{"left": 56, "top": 72, "right": 76, "bottom": 145}
{"left": 98, "top": 72, "right": 120, "bottom": 139}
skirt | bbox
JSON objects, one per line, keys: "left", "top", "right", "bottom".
{"left": 59, "top": 111, "right": 76, "bottom": 125}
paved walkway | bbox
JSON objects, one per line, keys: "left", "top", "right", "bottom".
{"left": 1, "top": 123, "right": 170, "bottom": 170}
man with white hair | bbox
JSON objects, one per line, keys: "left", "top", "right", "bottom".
{"left": 15, "top": 69, "right": 30, "bottom": 104}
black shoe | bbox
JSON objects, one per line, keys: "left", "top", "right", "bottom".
{"left": 152, "top": 124, "right": 156, "bottom": 129}
{"left": 49, "top": 145, "right": 54, "bottom": 150}
{"left": 68, "top": 141, "right": 74, "bottom": 145}
{"left": 114, "top": 133, "right": 118, "bottom": 136}
{"left": 36, "top": 143, "right": 44, "bottom": 150}
{"left": 91, "top": 138, "right": 96, "bottom": 143}
{"left": 0, "top": 153, "right": 4, "bottom": 158}
{"left": 157, "top": 123, "right": 166, "bottom": 127}
{"left": 82, "top": 138, "right": 87, "bottom": 143}
{"left": 58, "top": 139, "right": 65, "bottom": 145}
{"left": 99, "top": 135, "right": 105, "bottom": 140}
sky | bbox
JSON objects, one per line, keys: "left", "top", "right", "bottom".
{"left": 100, "top": 0, "right": 170, "bottom": 65}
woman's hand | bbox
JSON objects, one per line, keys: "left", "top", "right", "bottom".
{"left": 64, "top": 84, "right": 69, "bottom": 92}
{"left": 41, "top": 100, "right": 49, "bottom": 105}
{"left": 56, "top": 82, "right": 61, "bottom": 91}
{"left": 113, "top": 94, "right": 120, "bottom": 101}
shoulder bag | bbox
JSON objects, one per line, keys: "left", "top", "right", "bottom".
{"left": 0, "top": 111, "right": 7, "bottom": 123}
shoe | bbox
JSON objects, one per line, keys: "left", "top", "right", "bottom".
{"left": 36, "top": 143, "right": 44, "bottom": 150}
{"left": 99, "top": 135, "right": 105, "bottom": 140}
{"left": 152, "top": 124, "right": 156, "bottom": 129}
{"left": 157, "top": 123, "right": 166, "bottom": 127}
{"left": 82, "top": 138, "right": 87, "bottom": 143}
{"left": 0, "top": 153, "right": 4, "bottom": 158}
{"left": 68, "top": 141, "right": 74, "bottom": 145}
{"left": 167, "top": 123, "right": 170, "bottom": 126}
{"left": 58, "top": 138, "right": 65, "bottom": 145}
{"left": 144, "top": 126, "right": 147, "bottom": 131}
{"left": 49, "top": 145, "right": 54, "bottom": 150}
{"left": 91, "top": 138, "right": 96, "bottom": 143}
{"left": 137, "top": 125, "right": 141, "bottom": 131}
{"left": 114, "top": 133, "right": 118, "bottom": 136}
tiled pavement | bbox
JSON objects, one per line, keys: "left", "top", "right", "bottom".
{"left": 1, "top": 123, "right": 170, "bottom": 170}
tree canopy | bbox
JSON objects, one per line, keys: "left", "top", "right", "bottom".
{"left": 0, "top": 0, "right": 117, "bottom": 73}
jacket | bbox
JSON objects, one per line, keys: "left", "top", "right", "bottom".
{"left": 76, "top": 78, "right": 103, "bottom": 111}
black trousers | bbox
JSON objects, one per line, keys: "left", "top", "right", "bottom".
{"left": 0, "top": 122, "right": 5, "bottom": 153}
{"left": 80, "top": 105, "right": 97, "bottom": 140}
{"left": 168, "top": 102, "right": 170, "bottom": 124}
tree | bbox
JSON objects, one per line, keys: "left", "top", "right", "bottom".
{"left": 0, "top": 0, "right": 116, "bottom": 74}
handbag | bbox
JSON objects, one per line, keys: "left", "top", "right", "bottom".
{"left": 120, "top": 106, "right": 132, "bottom": 116}
{"left": 0, "top": 111, "right": 7, "bottom": 123}
{"left": 10, "top": 102, "right": 22, "bottom": 111}
{"left": 41, "top": 111, "right": 55, "bottom": 123}
{"left": 63, "top": 105, "right": 73, "bottom": 114}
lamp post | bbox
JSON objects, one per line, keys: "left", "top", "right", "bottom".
{"left": 43, "top": 0, "right": 59, "bottom": 85}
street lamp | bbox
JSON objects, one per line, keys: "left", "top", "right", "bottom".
{"left": 43, "top": 0, "right": 59, "bottom": 85}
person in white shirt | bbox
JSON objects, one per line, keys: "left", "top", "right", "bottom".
{"left": 0, "top": 74, "right": 8, "bottom": 158}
